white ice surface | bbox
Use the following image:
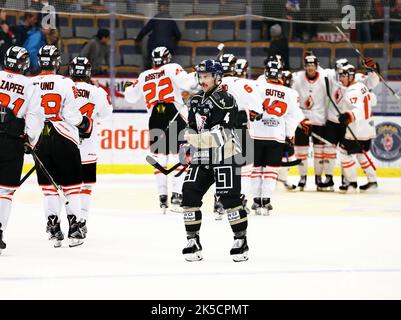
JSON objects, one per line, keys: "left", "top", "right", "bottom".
{"left": 1, "top": 175, "right": 401, "bottom": 300}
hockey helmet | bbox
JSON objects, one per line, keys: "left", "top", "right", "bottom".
{"left": 4, "top": 46, "right": 30, "bottom": 73}
{"left": 235, "top": 58, "right": 249, "bottom": 78}
{"left": 264, "top": 60, "right": 283, "bottom": 81}
{"left": 219, "top": 53, "right": 237, "bottom": 76}
{"left": 151, "top": 46, "right": 171, "bottom": 67}
{"left": 38, "top": 45, "right": 61, "bottom": 70}
{"left": 69, "top": 56, "right": 92, "bottom": 79}
{"left": 281, "top": 70, "right": 293, "bottom": 87}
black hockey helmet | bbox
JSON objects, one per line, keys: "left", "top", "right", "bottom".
{"left": 219, "top": 53, "right": 237, "bottom": 76}
{"left": 281, "top": 70, "right": 293, "bottom": 87}
{"left": 38, "top": 45, "right": 61, "bottom": 70}
{"left": 3, "top": 46, "right": 30, "bottom": 73}
{"left": 304, "top": 54, "right": 318, "bottom": 67}
{"left": 264, "top": 54, "right": 284, "bottom": 69}
{"left": 196, "top": 59, "right": 223, "bottom": 85}
{"left": 234, "top": 58, "right": 248, "bottom": 78}
{"left": 151, "top": 46, "right": 171, "bottom": 67}
{"left": 69, "top": 56, "right": 92, "bottom": 80}
{"left": 264, "top": 60, "right": 283, "bottom": 81}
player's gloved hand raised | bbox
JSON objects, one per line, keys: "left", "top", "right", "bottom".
{"left": 249, "top": 110, "right": 262, "bottom": 121}
{"left": 363, "top": 57, "right": 379, "bottom": 72}
{"left": 338, "top": 112, "right": 353, "bottom": 125}
{"left": 77, "top": 115, "right": 93, "bottom": 139}
{"left": 300, "top": 119, "right": 312, "bottom": 135}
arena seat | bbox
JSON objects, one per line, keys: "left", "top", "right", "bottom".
{"left": 237, "top": 20, "right": 263, "bottom": 41}
{"left": 209, "top": 20, "right": 235, "bottom": 42}
{"left": 182, "top": 20, "right": 208, "bottom": 41}
{"left": 72, "top": 16, "right": 96, "bottom": 38}
{"left": 122, "top": 18, "right": 145, "bottom": 39}
{"left": 194, "top": 0, "right": 220, "bottom": 15}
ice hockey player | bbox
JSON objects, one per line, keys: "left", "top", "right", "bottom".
{"left": 0, "top": 46, "right": 44, "bottom": 254}
{"left": 181, "top": 59, "right": 249, "bottom": 262}
{"left": 292, "top": 55, "right": 328, "bottom": 191}
{"left": 250, "top": 60, "right": 304, "bottom": 215}
{"left": 124, "top": 46, "right": 198, "bottom": 213}
{"left": 32, "top": 45, "right": 93, "bottom": 248}
{"left": 234, "top": 58, "right": 249, "bottom": 78}
{"left": 277, "top": 70, "right": 298, "bottom": 191}
{"left": 69, "top": 57, "right": 113, "bottom": 237}
{"left": 324, "top": 57, "right": 380, "bottom": 189}
{"left": 336, "top": 64, "right": 377, "bottom": 192}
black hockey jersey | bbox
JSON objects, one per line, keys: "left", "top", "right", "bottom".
{"left": 185, "top": 86, "right": 240, "bottom": 164}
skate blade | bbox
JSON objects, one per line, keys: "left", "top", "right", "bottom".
{"left": 53, "top": 240, "right": 63, "bottom": 248}
{"left": 255, "top": 208, "right": 263, "bottom": 215}
{"left": 69, "top": 238, "right": 84, "bottom": 247}
{"left": 184, "top": 251, "right": 203, "bottom": 262}
{"left": 170, "top": 205, "right": 183, "bottom": 213}
{"left": 359, "top": 187, "right": 378, "bottom": 193}
{"left": 322, "top": 187, "right": 335, "bottom": 192}
{"left": 232, "top": 252, "right": 249, "bottom": 262}
{"left": 298, "top": 186, "right": 305, "bottom": 191}
{"left": 161, "top": 206, "right": 168, "bottom": 214}
{"left": 339, "top": 188, "right": 358, "bottom": 194}
{"left": 262, "top": 208, "right": 270, "bottom": 216}
{"left": 214, "top": 212, "right": 224, "bottom": 221}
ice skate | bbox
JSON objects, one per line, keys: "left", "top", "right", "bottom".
{"left": 170, "top": 193, "right": 183, "bottom": 213}
{"left": 240, "top": 194, "right": 251, "bottom": 214}
{"left": 213, "top": 195, "right": 224, "bottom": 220}
{"left": 252, "top": 198, "right": 263, "bottom": 215}
{"left": 46, "top": 215, "right": 64, "bottom": 248}
{"left": 67, "top": 215, "right": 84, "bottom": 247}
{"left": 0, "top": 226, "right": 6, "bottom": 255}
{"left": 359, "top": 182, "right": 378, "bottom": 192}
{"left": 339, "top": 182, "right": 358, "bottom": 194}
{"left": 182, "top": 235, "right": 203, "bottom": 262}
{"left": 230, "top": 236, "right": 249, "bottom": 262}
{"left": 298, "top": 175, "right": 307, "bottom": 191}
{"left": 315, "top": 175, "right": 324, "bottom": 191}
{"left": 79, "top": 219, "right": 87, "bottom": 238}
{"left": 159, "top": 194, "right": 168, "bottom": 214}
{"left": 261, "top": 198, "right": 273, "bottom": 216}
{"left": 319, "top": 175, "right": 335, "bottom": 192}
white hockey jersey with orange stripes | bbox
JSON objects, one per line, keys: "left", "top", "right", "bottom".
{"left": 124, "top": 63, "right": 198, "bottom": 122}
{"left": 0, "top": 70, "right": 44, "bottom": 146}
{"left": 251, "top": 80, "right": 304, "bottom": 143}
{"left": 292, "top": 70, "right": 328, "bottom": 126}
{"left": 221, "top": 76, "right": 261, "bottom": 113}
{"left": 32, "top": 73, "right": 83, "bottom": 145}
{"left": 326, "top": 69, "right": 379, "bottom": 124}
{"left": 74, "top": 81, "right": 113, "bottom": 163}
{"left": 343, "top": 81, "right": 376, "bottom": 140}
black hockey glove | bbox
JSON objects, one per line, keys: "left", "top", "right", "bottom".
{"left": 338, "top": 112, "right": 353, "bottom": 125}
{"left": 363, "top": 57, "right": 379, "bottom": 72}
{"left": 249, "top": 110, "right": 262, "bottom": 121}
{"left": 77, "top": 116, "right": 93, "bottom": 139}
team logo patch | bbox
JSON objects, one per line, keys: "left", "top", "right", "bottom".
{"left": 195, "top": 113, "right": 207, "bottom": 131}
{"left": 371, "top": 122, "right": 401, "bottom": 162}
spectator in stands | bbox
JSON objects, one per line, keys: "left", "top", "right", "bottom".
{"left": 45, "top": 28, "right": 61, "bottom": 48}
{"left": 11, "top": 11, "right": 39, "bottom": 46}
{"left": 391, "top": 0, "right": 401, "bottom": 41}
{"left": 135, "top": 0, "right": 181, "bottom": 69}
{"left": 80, "top": 28, "right": 110, "bottom": 75}
{"left": 0, "top": 10, "right": 16, "bottom": 69}
{"left": 267, "top": 24, "right": 290, "bottom": 70}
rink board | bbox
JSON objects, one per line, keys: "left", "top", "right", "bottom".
{"left": 23, "top": 113, "right": 401, "bottom": 176}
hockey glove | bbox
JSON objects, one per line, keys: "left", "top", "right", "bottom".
{"left": 338, "top": 112, "right": 353, "bottom": 125}
{"left": 77, "top": 115, "right": 93, "bottom": 139}
{"left": 249, "top": 110, "right": 263, "bottom": 121}
{"left": 363, "top": 57, "right": 379, "bottom": 72}
{"left": 300, "top": 119, "right": 312, "bottom": 135}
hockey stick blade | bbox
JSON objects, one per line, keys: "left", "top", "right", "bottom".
{"left": 281, "top": 159, "right": 301, "bottom": 167}
{"left": 146, "top": 155, "right": 182, "bottom": 175}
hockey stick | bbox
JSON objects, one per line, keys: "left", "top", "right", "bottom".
{"left": 31, "top": 149, "right": 70, "bottom": 205}
{"left": 216, "top": 43, "right": 225, "bottom": 60}
{"left": 146, "top": 155, "right": 183, "bottom": 175}
{"left": 324, "top": 76, "right": 376, "bottom": 170}
{"left": 332, "top": 22, "right": 400, "bottom": 100}
{"left": 19, "top": 165, "right": 36, "bottom": 186}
